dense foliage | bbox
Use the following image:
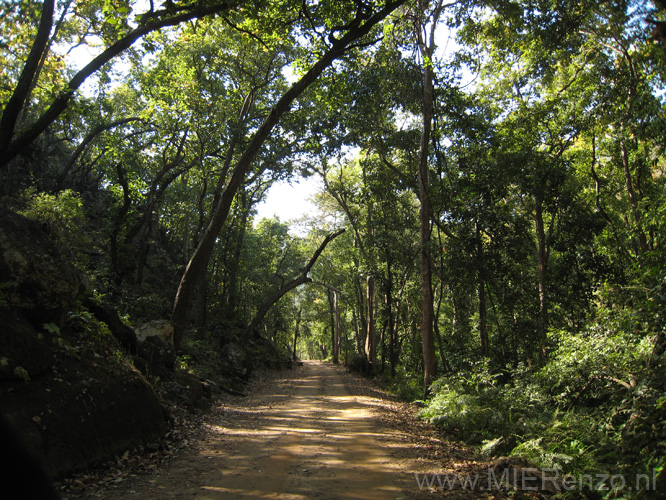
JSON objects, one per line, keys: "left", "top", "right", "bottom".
{"left": 2, "top": 0, "right": 665, "bottom": 497}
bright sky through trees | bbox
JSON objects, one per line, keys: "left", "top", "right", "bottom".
{"left": 255, "top": 176, "right": 322, "bottom": 225}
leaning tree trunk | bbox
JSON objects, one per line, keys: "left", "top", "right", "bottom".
{"left": 1, "top": 2, "right": 236, "bottom": 167}
{"left": 170, "top": 2, "right": 405, "bottom": 352}
{"left": 243, "top": 229, "right": 345, "bottom": 339}
{"left": 0, "top": 0, "right": 54, "bottom": 158}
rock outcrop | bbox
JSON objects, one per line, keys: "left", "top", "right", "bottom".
{"left": 2, "top": 356, "right": 166, "bottom": 477}
{"left": 0, "top": 208, "right": 167, "bottom": 478}
{"left": 221, "top": 342, "right": 252, "bottom": 379}
{"left": 0, "top": 208, "right": 82, "bottom": 327}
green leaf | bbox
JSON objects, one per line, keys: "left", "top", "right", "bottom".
{"left": 13, "top": 366, "right": 30, "bottom": 383}
{"left": 43, "top": 322, "right": 61, "bottom": 335}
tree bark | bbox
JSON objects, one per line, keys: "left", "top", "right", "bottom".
{"left": 621, "top": 140, "right": 648, "bottom": 255}
{"left": 334, "top": 291, "right": 342, "bottom": 364}
{"left": 364, "top": 275, "right": 376, "bottom": 369}
{"left": 222, "top": 188, "right": 251, "bottom": 318}
{"left": 385, "top": 269, "right": 397, "bottom": 377}
{"left": 320, "top": 282, "right": 344, "bottom": 363}
{"left": 171, "top": 1, "right": 404, "bottom": 351}
{"left": 327, "top": 289, "right": 337, "bottom": 363}
{"left": 293, "top": 307, "right": 302, "bottom": 361}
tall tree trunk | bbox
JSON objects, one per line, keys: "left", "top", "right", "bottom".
{"left": 365, "top": 275, "right": 376, "bottom": 370}
{"left": 621, "top": 141, "right": 649, "bottom": 255}
{"left": 535, "top": 195, "right": 548, "bottom": 363}
{"left": 170, "top": 2, "right": 404, "bottom": 351}
{"left": 327, "top": 289, "right": 337, "bottom": 363}
{"left": 433, "top": 281, "right": 450, "bottom": 372}
{"left": 415, "top": 0, "right": 443, "bottom": 395}
{"left": 386, "top": 272, "right": 397, "bottom": 378}
{"left": 0, "top": 0, "right": 54, "bottom": 157}
{"left": 293, "top": 307, "right": 302, "bottom": 361}
{"left": 334, "top": 291, "right": 342, "bottom": 365}
{"left": 343, "top": 324, "right": 349, "bottom": 365}
{"left": 352, "top": 308, "right": 361, "bottom": 356}
{"left": 223, "top": 189, "right": 250, "bottom": 318}
{"left": 354, "top": 274, "right": 367, "bottom": 354}
{"left": 134, "top": 208, "right": 155, "bottom": 285}
{"left": 380, "top": 318, "right": 387, "bottom": 374}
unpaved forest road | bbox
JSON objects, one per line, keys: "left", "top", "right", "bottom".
{"left": 80, "top": 361, "right": 499, "bottom": 500}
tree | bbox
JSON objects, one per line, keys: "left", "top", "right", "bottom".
{"left": 0, "top": 0, "right": 237, "bottom": 168}
{"left": 413, "top": 0, "right": 443, "bottom": 394}
{"left": 244, "top": 228, "right": 345, "bottom": 337}
{"left": 171, "top": 0, "right": 407, "bottom": 351}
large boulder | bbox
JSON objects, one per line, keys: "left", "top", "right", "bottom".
{"left": 0, "top": 311, "right": 56, "bottom": 380}
{"left": 220, "top": 342, "right": 252, "bottom": 379}
{"left": 253, "top": 336, "right": 292, "bottom": 370}
{"left": 0, "top": 208, "right": 80, "bottom": 382}
{"left": 135, "top": 320, "right": 176, "bottom": 377}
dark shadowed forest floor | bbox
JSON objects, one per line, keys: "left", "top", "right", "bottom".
{"left": 60, "top": 361, "right": 545, "bottom": 500}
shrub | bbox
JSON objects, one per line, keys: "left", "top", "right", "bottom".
{"left": 19, "top": 189, "right": 91, "bottom": 266}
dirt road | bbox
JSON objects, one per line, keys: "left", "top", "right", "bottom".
{"left": 78, "top": 361, "right": 497, "bottom": 500}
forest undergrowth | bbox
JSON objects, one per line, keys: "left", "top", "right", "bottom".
{"left": 413, "top": 290, "right": 666, "bottom": 499}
